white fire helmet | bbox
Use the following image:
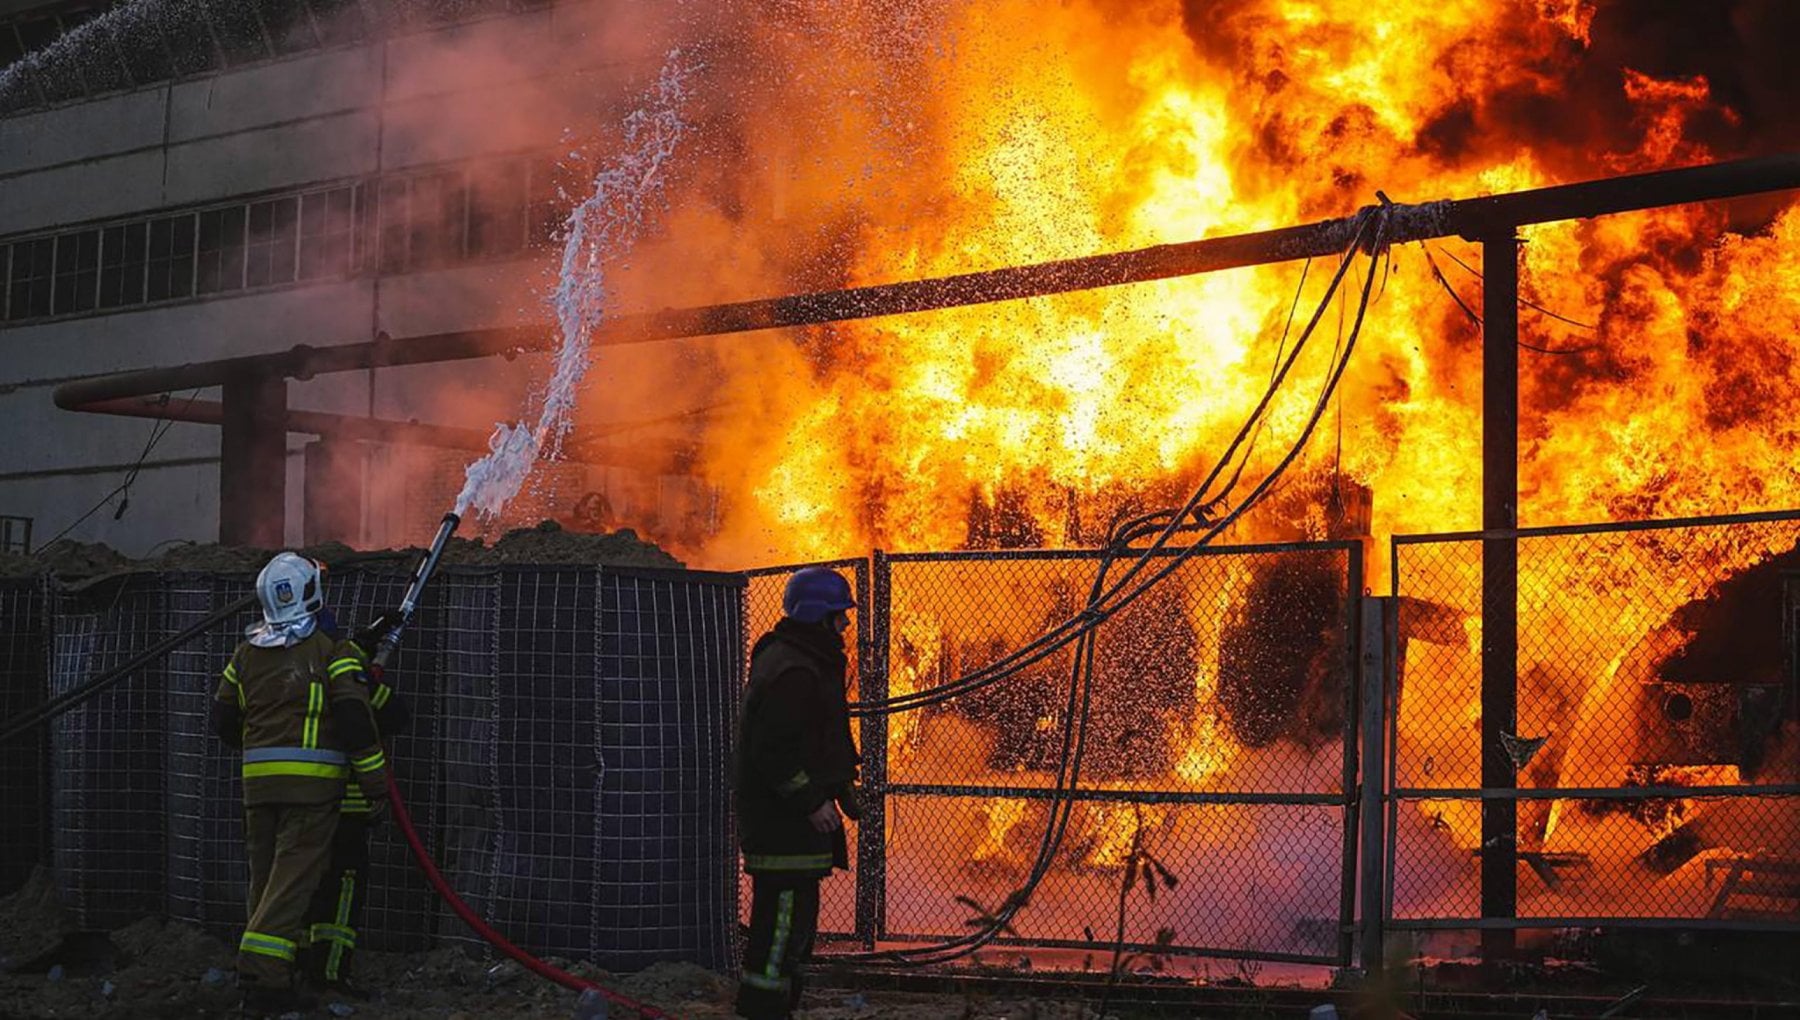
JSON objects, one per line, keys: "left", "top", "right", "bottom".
{"left": 255, "top": 552, "right": 325, "bottom": 627}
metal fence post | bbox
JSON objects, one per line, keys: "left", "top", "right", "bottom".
{"left": 1479, "top": 229, "right": 1521, "bottom": 960}
{"left": 1358, "top": 595, "right": 1392, "bottom": 973}
{"left": 854, "top": 551, "right": 890, "bottom": 949}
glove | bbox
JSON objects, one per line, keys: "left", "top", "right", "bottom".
{"left": 836, "top": 784, "right": 864, "bottom": 822}
{"left": 353, "top": 610, "right": 400, "bottom": 656}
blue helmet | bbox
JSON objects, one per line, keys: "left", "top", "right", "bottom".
{"left": 783, "top": 567, "right": 857, "bottom": 624}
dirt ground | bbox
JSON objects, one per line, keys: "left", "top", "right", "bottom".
{"left": 0, "top": 868, "right": 1116, "bottom": 1020}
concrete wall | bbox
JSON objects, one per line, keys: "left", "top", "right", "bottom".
{"left": 0, "top": 0, "right": 662, "bottom": 555}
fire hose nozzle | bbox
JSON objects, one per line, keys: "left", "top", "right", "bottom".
{"left": 373, "top": 510, "right": 463, "bottom": 670}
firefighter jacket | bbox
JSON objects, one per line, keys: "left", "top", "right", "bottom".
{"left": 338, "top": 637, "right": 407, "bottom": 817}
{"left": 735, "top": 618, "right": 860, "bottom": 878}
{"left": 211, "top": 630, "right": 390, "bottom": 807}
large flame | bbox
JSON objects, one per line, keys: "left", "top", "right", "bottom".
{"left": 596, "top": 0, "right": 1800, "bottom": 908}
{"left": 612, "top": 1, "right": 1800, "bottom": 570}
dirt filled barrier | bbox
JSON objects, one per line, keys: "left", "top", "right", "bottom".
{"left": 33, "top": 560, "right": 742, "bottom": 972}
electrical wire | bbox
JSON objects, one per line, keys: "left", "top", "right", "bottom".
{"left": 38, "top": 388, "right": 204, "bottom": 548}
{"left": 1425, "top": 244, "right": 1602, "bottom": 356}
{"left": 1434, "top": 243, "right": 1598, "bottom": 331}
{"left": 848, "top": 207, "right": 1387, "bottom": 719}
{"left": 834, "top": 207, "right": 1393, "bottom": 968}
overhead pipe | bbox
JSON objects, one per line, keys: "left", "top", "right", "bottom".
{"left": 75, "top": 395, "right": 696, "bottom": 468}
{"left": 54, "top": 153, "right": 1800, "bottom": 419}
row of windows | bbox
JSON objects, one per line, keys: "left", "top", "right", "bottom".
{"left": 0, "top": 155, "right": 579, "bottom": 324}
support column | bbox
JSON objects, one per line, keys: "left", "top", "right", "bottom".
{"left": 1479, "top": 230, "right": 1520, "bottom": 961}
{"left": 219, "top": 375, "right": 287, "bottom": 548}
{"left": 854, "top": 551, "right": 891, "bottom": 949}
{"left": 1358, "top": 595, "right": 1394, "bottom": 973}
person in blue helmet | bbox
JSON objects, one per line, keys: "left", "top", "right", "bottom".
{"left": 734, "top": 567, "right": 862, "bottom": 1020}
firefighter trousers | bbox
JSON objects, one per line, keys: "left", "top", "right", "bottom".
{"left": 736, "top": 874, "right": 822, "bottom": 1020}
{"left": 302, "top": 812, "right": 370, "bottom": 987}
{"left": 240, "top": 802, "right": 339, "bottom": 989}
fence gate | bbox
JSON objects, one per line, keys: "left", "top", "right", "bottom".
{"left": 748, "top": 542, "right": 1363, "bottom": 965}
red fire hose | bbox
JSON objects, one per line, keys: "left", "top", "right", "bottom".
{"left": 384, "top": 770, "right": 676, "bottom": 1019}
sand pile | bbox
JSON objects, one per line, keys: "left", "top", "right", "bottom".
{"left": 0, "top": 522, "right": 682, "bottom": 581}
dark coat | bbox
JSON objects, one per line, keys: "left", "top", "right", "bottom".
{"left": 735, "top": 618, "right": 860, "bottom": 877}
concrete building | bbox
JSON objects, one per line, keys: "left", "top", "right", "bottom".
{"left": 0, "top": 0, "right": 699, "bottom": 556}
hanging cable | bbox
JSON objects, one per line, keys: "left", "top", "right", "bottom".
{"left": 834, "top": 207, "right": 1392, "bottom": 968}
{"left": 850, "top": 206, "right": 1388, "bottom": 719}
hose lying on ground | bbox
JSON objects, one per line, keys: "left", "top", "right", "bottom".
{"left": 384, "top": 770, "right": 676, "bottom": 1019}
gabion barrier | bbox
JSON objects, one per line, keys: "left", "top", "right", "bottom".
{"left": 43, "top": 564, "right": 743, "bottom": 971}
{"left": 1390, "top": 510, "right": 1800, "bottom": 930}
{"left": 0, "top": 577, "right": 48, "bottom": 895}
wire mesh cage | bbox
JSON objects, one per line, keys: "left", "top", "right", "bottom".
{"left": 41, "top": 562, "right": 743, "bottom": 971}
{"left": 0, "top": 576, "right": 48, "bottom": 895}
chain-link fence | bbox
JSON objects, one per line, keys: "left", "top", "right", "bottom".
{"left": 1389, "top": 509, "right": 1800, "bottom": 930}
{"left": 747, "top": 544, "right": 1362, "bottom": 965}
{"left": 743, "top": 560, "right": 872, "bottom": 945}
{"left": 40, "top": 563, "right": 743, "bottom": 974}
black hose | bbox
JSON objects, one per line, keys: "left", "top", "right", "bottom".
{"left": 0, "top": 550, "right": 416, "bottom": 745}
{"left": 0, "top": 592, "right": 257, "bottom": 744}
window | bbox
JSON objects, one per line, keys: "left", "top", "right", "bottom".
{"left": 375, "top": 178, "right": 408, "bottom": 274}
{"left": 408, "top": 172, "right": 466, "bottom": 270}
{"left": 245, "top": 197, "right": 299, "bottom": 287}
{"left": 51, "top": 230, "right": 100, "bottom": 315}
{"left": 468, "top": 161, "right": 528, "bottom": 258}
{"left": 196, "top": 206, "right": 247, "bottom": 294}
{"left": 99, "top": 222, "right": 148, "bottom": 309}
{"left": 6, "top": 238, "right": 54, "bottom": 320}
{"left": 146, "top": 215, "right": 196, "bottom": 302}
{"left": 298, "top": 186, "right": 356, "bottom": 281}
{"left": 0, "top": 515, "right": 30, "bottom": 555}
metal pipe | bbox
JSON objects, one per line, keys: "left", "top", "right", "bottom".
{"left": 78, "top": 395, "right": 694, "bottom": 467}
{"left": 1479, "top": 229, "right": 1521, "bottom": 963}
{"left": 53, "top": 153, "right": 1800, "bottom": 418}
{"left": 1357, "top": 595, "right": 1392, "bottom": 973}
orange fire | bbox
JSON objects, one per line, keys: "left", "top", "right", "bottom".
{"left": 620, "top": 1, "right": 1800, "bottom": 573}
{"left": 604, "top": 1, "right": 1800, "bottom": 892}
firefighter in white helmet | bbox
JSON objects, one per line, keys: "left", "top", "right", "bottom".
{"left": 210, "top": 553, "right": 389, "bottom": 1016}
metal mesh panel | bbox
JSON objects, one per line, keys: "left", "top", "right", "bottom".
{"left": 1390, "top": 512, "right": 1800, "bottom": 927}
{"left": 868, "top": 544, "right": 1359, "bottom": 963}
{"left": 491, "top": 567, "right": 593, "bottom": 957}
{"left": 594, "top": 569, "right": 743, "bottom": 970}
{"left": 387, "top": 567, "right": 486, "bottom": 952}
{"left": 48, "top": 576, "right": 171, "bottom": 927}
{"left": 0, "top": 577, "right": 48, "bottom": 894}
{"left": 46, "top": 562, "right": 742, "bottom": 972}
{"left": 163, "top": 572, "right": 257, "bottom": 932}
